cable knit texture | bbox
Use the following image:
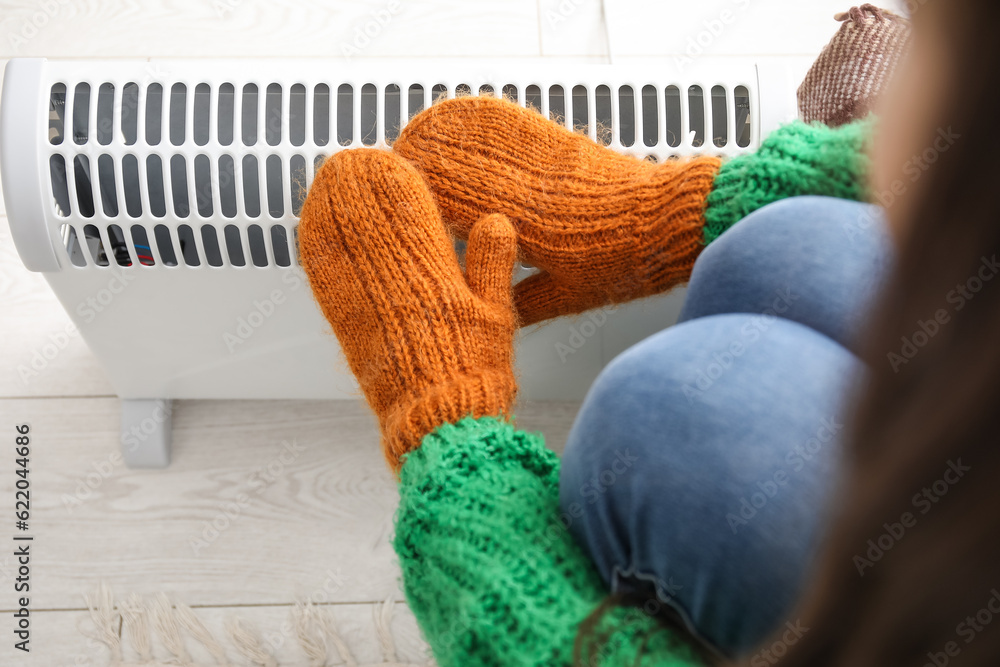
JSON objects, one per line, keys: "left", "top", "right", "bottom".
{"left": 298, "top": 149, "right": 519, "bottom": 472}
{"left": 393, "top": 95, "right": 722, "bottom": 327}
{"left": 703, "top": 118, "right": 873, "bottom": 244}
{"left": 298, "top": 149, "right": 705, "bottom": 665}
{"left": 394, "top": 95, "right": 874, "bottom": 326}
{"left": 395, "top": 416, "right": 706, "bottom": 667}
{"left": 296, "top": 96, "right": 875, "bottom": 667}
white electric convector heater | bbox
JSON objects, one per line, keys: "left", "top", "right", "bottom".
{"left": 0, "top": 57, "right": 797, "bottom": 467}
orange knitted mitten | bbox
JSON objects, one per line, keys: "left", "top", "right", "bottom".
{"left": 392, "top": 95, "right": 722, "bottom": 327}
{"left": 298, "top": 149, "right": 519, "bottom": 472}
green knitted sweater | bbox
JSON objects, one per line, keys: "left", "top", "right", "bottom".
{"left": 391, "top": 119, "right": 874, "bottom": 666}
{"left": 702, "top": 117, "right": 873, "bottom": 244}
{"left": 395, "top": 417, "right": 705, "bottom": 666}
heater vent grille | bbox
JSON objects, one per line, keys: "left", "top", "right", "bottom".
{"left": 44, "top": 72, "right": 757, "bottom": 270}
{"left": 48, "top": 80, "right": 754, "bottom": 152}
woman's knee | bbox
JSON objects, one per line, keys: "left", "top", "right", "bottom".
{"left": 560, "top": 311, "right": 860, "bottom": 504}
{"left": 558, "top": 313, "right": 863, "bottom": 656}
{"left": 710, "top": 196, "right": 887, "bottom": 253}
{"left": 558, "top": 312, "right": 859, "bottom": 570}
{"left": 680, "top": 196, "right": 894, "bottom": 355}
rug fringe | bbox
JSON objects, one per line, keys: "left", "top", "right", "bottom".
{"left": 153, "top": 592, "right": 194, "bottom": 664}
{"left": 80, "top": 584, "right": 433, "bottom": 667}
{"left": 373, "top": 596, "right": 398, "bottom": 664}
{"left": 175, "top": 599, "right": 231, "bottom": 665}
{"left": 82, "top": 584, "right": 123, "bottom": 664}
{"left": 120, "top": 593, "right": 153, "bottom": 662}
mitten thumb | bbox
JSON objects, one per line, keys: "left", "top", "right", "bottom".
{"left": 464, "top": 213, "right": 518, "bottom": 310}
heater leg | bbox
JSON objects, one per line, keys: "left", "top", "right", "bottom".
{"left": 120, "top": 399, "right": 173, "bottom": 468}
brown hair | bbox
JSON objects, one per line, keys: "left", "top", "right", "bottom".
{"left": 575, "top": 2, "right": 1000, "bottom": 664}
{"left": 773, "top": 0, "right": 1000, "bottom": 665}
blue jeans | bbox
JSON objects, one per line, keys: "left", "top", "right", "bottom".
{"left": 558, "top": 196, "right": 894, "bottom": 659}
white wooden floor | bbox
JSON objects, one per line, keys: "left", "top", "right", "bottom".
{"left": 0, "top": 1, "right": 907, "bottom": 665}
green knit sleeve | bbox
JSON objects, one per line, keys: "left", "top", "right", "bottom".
{"left": 393, "top": 416, "right": 705, "bottom": 667}
{"left": 702, "top": 116, "right": 875, "bottom": 244}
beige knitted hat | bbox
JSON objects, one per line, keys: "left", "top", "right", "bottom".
{"left": 798, "top": 4, "right": 912, "bottom": 126}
